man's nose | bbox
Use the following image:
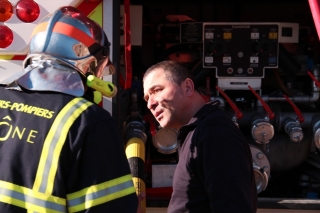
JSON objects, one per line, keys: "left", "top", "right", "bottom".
{"left": 147, "top": 96, "right": 157, "bottom": 110}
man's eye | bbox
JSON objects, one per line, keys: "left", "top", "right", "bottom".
{"left": 154, "top": 89, "right": 161, "bottom": 93}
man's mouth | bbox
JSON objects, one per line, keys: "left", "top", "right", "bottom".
{"left": 154, "top": 111, "right": 163, "bottom": 120}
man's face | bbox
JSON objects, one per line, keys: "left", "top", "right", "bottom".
{"left": 143, "top": 68, "right": 188, "bottom": 129}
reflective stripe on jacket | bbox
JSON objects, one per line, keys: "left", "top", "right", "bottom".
{"left": 0, "top": 94, "right": 137, "bottom": 212}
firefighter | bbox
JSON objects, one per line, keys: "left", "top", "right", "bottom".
{"left": 0, "top": 6, "right": 139, "bottom": 213}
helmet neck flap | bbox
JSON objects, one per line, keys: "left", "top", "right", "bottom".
{"left": 2, "top": 54, "right": 85, "bottom": 97}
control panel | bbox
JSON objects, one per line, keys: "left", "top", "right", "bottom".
{"left": 203, "top": 23, "right": 279, "bottom": 78}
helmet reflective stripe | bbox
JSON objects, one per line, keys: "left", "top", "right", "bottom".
{"left": 32, "top": 21, "right": 97, "bottom": 53}
{"left": 67, "top": 174, "right": 136, "bottom": 212}
{"left": 53, "top": 22, "right": 96, "bottom": 47}
{"left": 0, "top": 180, "right": 66, "bottom": 212}
{"left": 31, "top": 22, "right": 48, "bottom": 38}
{"left": 33, "top": 98, "right": 93, "bottom": 195}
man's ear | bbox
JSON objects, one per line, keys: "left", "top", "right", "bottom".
{"left": 184, "top": 78, "right": 195, "bottom": 96}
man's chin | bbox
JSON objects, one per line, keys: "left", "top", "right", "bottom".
{"left": 158, "top": 120, "right": 167, "bottom": 128}
{"left": 158, "top": 123, "right": 166, "bottom": 128}
{"left": 159, "top": 121, "right": 174, "bottom": 129}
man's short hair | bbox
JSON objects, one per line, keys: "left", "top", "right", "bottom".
{"left": 143, "top": 60, "right": 196, "bottom": 86}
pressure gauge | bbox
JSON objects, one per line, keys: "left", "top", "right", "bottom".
{"left": 251, "top": 119, "right": 274, "bottom": 144}
{"left": 153, "top": 128, "right": 178, "bottom": 154}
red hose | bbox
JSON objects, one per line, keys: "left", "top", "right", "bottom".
{"left": 122, "top": 0, "right": 132, "bottom": 89}
{"left": 309, "top": 0, "right": 320, "bottom": 40}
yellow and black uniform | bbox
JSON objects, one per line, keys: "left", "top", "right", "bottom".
{"left": 0, "top": 85, "right": 138, "bottom": 213}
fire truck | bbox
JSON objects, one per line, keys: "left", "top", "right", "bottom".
{"left": 1, "top": 0, "right": 320, "bottom": 212}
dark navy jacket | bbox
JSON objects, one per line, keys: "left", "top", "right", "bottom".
{"left": 0, "top": 85, "right": 138, "bottom": 212}
{"left": 168, "top": 101, "right": 257, "bottom": 213}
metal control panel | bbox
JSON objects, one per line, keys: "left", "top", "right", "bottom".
{"left": 203, "top": 23, "right": 279, "bottom": 78}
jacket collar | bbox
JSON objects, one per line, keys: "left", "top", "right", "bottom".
{"left": 187, "top": 100, "right": 220, "bottom": 126}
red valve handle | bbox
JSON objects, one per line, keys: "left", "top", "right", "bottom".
{"left": 307, "top": 71, "right": 320, "bottom": 88}
{"left": 216, "top": 86, "right": 243, "bottom": 119}
{"left": 283, "top": 94, "right": 305, "bottom": 123}
{"left": 248, "top": 85, "right": 275, "bottom": 120}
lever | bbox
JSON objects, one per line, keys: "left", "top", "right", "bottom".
{"left": 283, "top": 94, "right": 304, "bottom": 123}
{"left": 216, "top": 86, "right": 243, "bottom": 120}
{"left": 307, "top": 71, "right": 320, "bottom": 88}
{"left": 248, "top": 85, "right": 275, "bottom": 120}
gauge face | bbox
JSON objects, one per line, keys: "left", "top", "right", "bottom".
{"left": 254, "top": 169, "right": 265, "bottom": 194}
{"left": 250, "top": 145, "right": 270, "bottom": 194}
{"left": 153, "top": 128, "right": 178, "bottom": 154}
{"left": 252, "top": 122, "right": 274, "bottom": 144}
{"left": 290, "top": 131, "right": 304, "bottom": 143}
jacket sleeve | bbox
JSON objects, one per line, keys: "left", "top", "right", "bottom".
{"left": 197, "top": 117, "right": 257, "bottom": 213}
{"left": 66, "top": 115, "right": 139, "bottom": 213}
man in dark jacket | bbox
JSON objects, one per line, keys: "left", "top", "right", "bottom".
{"left": 0, "top": 6, "right": 139, "bottom": 213}
{"left": 143, "top": 60, "right": 257, "bottom": 213}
